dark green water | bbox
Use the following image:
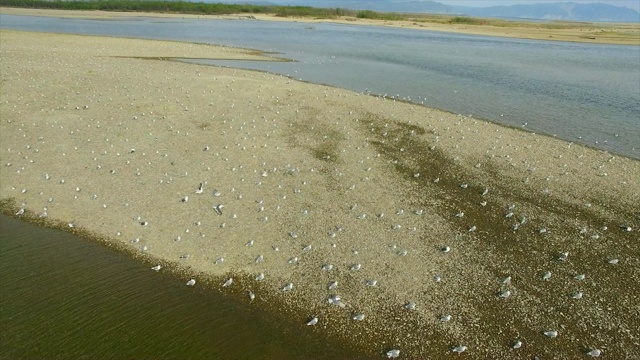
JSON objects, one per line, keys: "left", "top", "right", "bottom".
{"left": 0, "top": 215, "right": 369, "bottom": 359}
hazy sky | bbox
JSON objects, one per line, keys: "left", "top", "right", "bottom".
{"left": 438, "top": 0, "right": 640, "bottom": 12}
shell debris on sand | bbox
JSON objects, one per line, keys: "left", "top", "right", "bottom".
{"left": 1, "top": 29, "right": 639, "bottom": 359}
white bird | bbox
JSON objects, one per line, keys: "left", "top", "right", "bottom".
{"left": 574, "top": 274, "right": 586, "bottom": 281}
{"left": 222, "top": 278, "right": 233, "bottom": 287}
{"left": 151, "top": 265, "right": 162, "bottom": 271}
{"left": 386, "top": 349, "right": 400, "bottom": 358}
{"left": 512, "top": 340, "right": 522, "bottom": 349}
{"left": 186, "top": 279, "right": 196, "bottom": 286}
{"left": 405, "top": 302, "right": 416, "bottom": 310}
{"left": 248, "top": 291, "right": 255, "bottom": 301}
{"left": 499, "top": 290, "right": 511, "bottom": 298}
{"left": 542, "top": 271, "right": 552, "bottom": 280}
{"left": 455, "top": 212, "right": 464, "bottom": 218}
{"left": 282, "top": 283, "right": 293, "bottom": 291}
{"left": 587, "top": 349, "right": 602, "bottom": 357}
{"left": 214, "top": 204, "right": 224, "bottom": 215}
{"left": 215, "top": 257, "right": 224, "bottom": 265}
{"left": 468, "top": 225, "right": 477, "bottom": 232}
{"left": 502, "top": 276, "right": 512, "bottom": 285}
{"left": 255, "top": 272, "right": 265, "bottom": 281}
{"left": 255, "top": 255, "right": 264, "bottom": 263}
{"left": 246, "top": 240, "right": 255, "bottom": 247}
{"left": 352, "top": 313, "right": 365, "bottom": 321}
{"left": 439, "top": 315, "right": 452, "bottom": 322}
{"left": 608, "top": 258, "right": 619, "bottom": 264}
{"left": 322, "top": 264, "right": 334, "bottom": 271}
{"left": 181, "top": 196, "right": 189, "bottom": 203}
{"left": 350, "top": 263, "right": 362, "bottom": 271}
{"left": 441, "top": 246, "right": 451, "bottom": 253}
{"left": 15, "top": 208, "right": 24, "bottom": 216}
{"left": 452, "top": 345, "right": 467, "bottom": 354}
{"left": 571, "top": 291, "right": 583, "bottom": 299}
{"left": 328, "top": 281, "right": 338, "bottom": 290}
{"left": 195, "top": 182, "right": 204, "bottom": 194}
{"left": 306, "top": 317, "right": 318, "bottom": 326}
{"left": 558, "top": 252, "right": 569, "bottom": 261}
{"left": 288, "top": 257, "right": 298, "bottom": 264}
{"left": 366, "top": 280, "right": 378, "bottom": 287}
{"left": 544, "top": 330, "right": 558, "bottom": 338}
{"left": 328, "top": 295, "right": 346, "bottom": 308}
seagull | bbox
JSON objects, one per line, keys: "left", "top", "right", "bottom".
{"left": 441, "top": 246, "right": 451, "bottom": 253}
{"left": 452, "top": 345, "right": 467, "bottom": 354}
{"left": 151, "top": 265, "right": 162, "bottom": 271}
{"left": 214, "top": 204, "right": 224, "bottom": 215}
{"left": 542, "top": 271, "right": 552, "bottom": 281}
{"left": 215, "top": 257, "right": 224, "bottom": 265}
{"left": 255, "top": 272, "right": 265, "bottom": 281}
{"left": 386, "top": 349, "right": 400, "bottom": 358}
{"left": 468, "top": 225, "right": 477, "bottom": 232}
{"left": 328, "top": 281, "right": 338, "bottom": 290}
{"left": 405, "top": 302, "right": 417, "bottom": 310}
{"left": 439, "top": 315, "right": 452, "bottom": 322}
{"left": 282, "top": 283, "right": 293, "bottom": 291}
{"left": 574, "top": 274, "right": 586, "bottom": 280}
{"left": 328, "top": 295, "right": 346, "bottom": 308}
{"left": 255, "top": 255, "right": 264, "bottom": 263}
{"left": 322, "top": 264, "right": 334, "bottom": 271}
{"left": 571, "top": 291, "right": 583, "bottom": 299}
{"left": 306, "top": 317, "right": 318, "bottom": 326}
{"left": 15, "top": 208, "right": 24, "bottom": 216}
{"left": 352, "top": 313, "right": 365, "bottom": 321}
{"left": 587, "top": 349, "right": 602, "bottom": 357}
{"left": 222, "top": 278, "right": 233, "bottom": 287}
{"left": 512, "top": 340, "right": 522, "bottom": 349}
{"left": 186, "top": 279, "right": 196, "bottom": 286}
{"left": 502, "top": 276, "right": 512, "bottom": 285}
{"left": 195, "top": 183, "right": 204, "bottom": 194}
{"left": 181, "top": 196, "right": 189, "bottom": 203}
{"left": 248, "top": 291, "right": 255, "bottom": 301}
{"left": 366, "top": 280, "right": 378, "bottom": 287}
{"left": 288, "top": 257, "right": 298, "bottom": 264}
{"left": 558, "top": 252, "right": 569, "bottom": 261}
{"left": 544, "top": 330, "right": 558, "bottom": 338}
{"left": 499, "top": 290, "right": 511, "bottom": 298}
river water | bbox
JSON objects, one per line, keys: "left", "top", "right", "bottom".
{"left": 1, "top": 14, "right": 639, "bottom": 159}
{"left": 0, "top": 215, "right": 369, "bottom": 359}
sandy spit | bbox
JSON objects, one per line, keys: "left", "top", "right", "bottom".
{"left": 2, "top": 7, "right": 640, "bottom": 46}
{"left": 1, "top": 29, "right": 639, "bottom": 359}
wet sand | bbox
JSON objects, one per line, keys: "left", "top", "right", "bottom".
{"left": 1, "top": 29, "right": 639, "bottom": 358}
{"left": 2, "top": 7, "right": 639, "bottom": 46}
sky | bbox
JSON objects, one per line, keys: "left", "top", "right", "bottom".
{"left": 438, "top": 0, "right": 640, "bottom": 12}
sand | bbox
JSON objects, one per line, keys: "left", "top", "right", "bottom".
{"left": 1, "top": 29, "right": 639, "bottom": 359}
{"left": 2, "top": 7, "right": 640, "bottom": 46}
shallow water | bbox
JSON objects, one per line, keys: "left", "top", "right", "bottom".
{"left": 0, "top": 215, "right": 369, "bottom": 359}
{"left": 1, "top": 14, "right": 638, "bottom": 159}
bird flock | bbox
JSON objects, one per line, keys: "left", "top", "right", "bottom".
{"left": 2, "top": 32, "right": 638, "bottom": 358}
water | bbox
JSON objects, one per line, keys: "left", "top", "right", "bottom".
{"left": 0, "top": 215, "right": 368, "bottom": 359}
{"left": 1, "top": 14, "right": 638, "bottom": 158}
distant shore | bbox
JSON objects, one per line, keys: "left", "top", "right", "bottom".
{"left": 1, "top": 29, "right": 639, "bottom": 358}
{"left": 2, "top": 7, "right": 639, "bottom": 46}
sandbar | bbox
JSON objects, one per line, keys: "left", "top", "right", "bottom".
{"left": 1, "top": 29, "right": 639, "bottom": 358}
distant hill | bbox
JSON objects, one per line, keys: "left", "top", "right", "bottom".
{"left": 245, "top": 0, "right": 640, "bottom": 22}
{"left": 464, "top": 2, "right": 640, "bottom": 22}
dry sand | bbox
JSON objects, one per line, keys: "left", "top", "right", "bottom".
{"left": 1, "top": 29, "right": 639, "bottom": 359}
{"left": 2, "top": 7, "right": 640, "bottom": 46}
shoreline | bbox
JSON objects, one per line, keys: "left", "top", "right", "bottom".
{"left": 1, "top": 29, "right": 639, "bottom": 358}
{"left": 2, "top": 7, "right": 640, "bottom": 46}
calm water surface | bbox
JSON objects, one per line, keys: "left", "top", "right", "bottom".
{"left": 0, "top": 215, "right": 369, "bottom": 359}
{"left": 1, "top": 14, "right": 638, "bottom": 159}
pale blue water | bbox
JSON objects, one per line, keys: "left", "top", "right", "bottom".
{"left": 1, "top": 14, "right": 638, "bottom": 158}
